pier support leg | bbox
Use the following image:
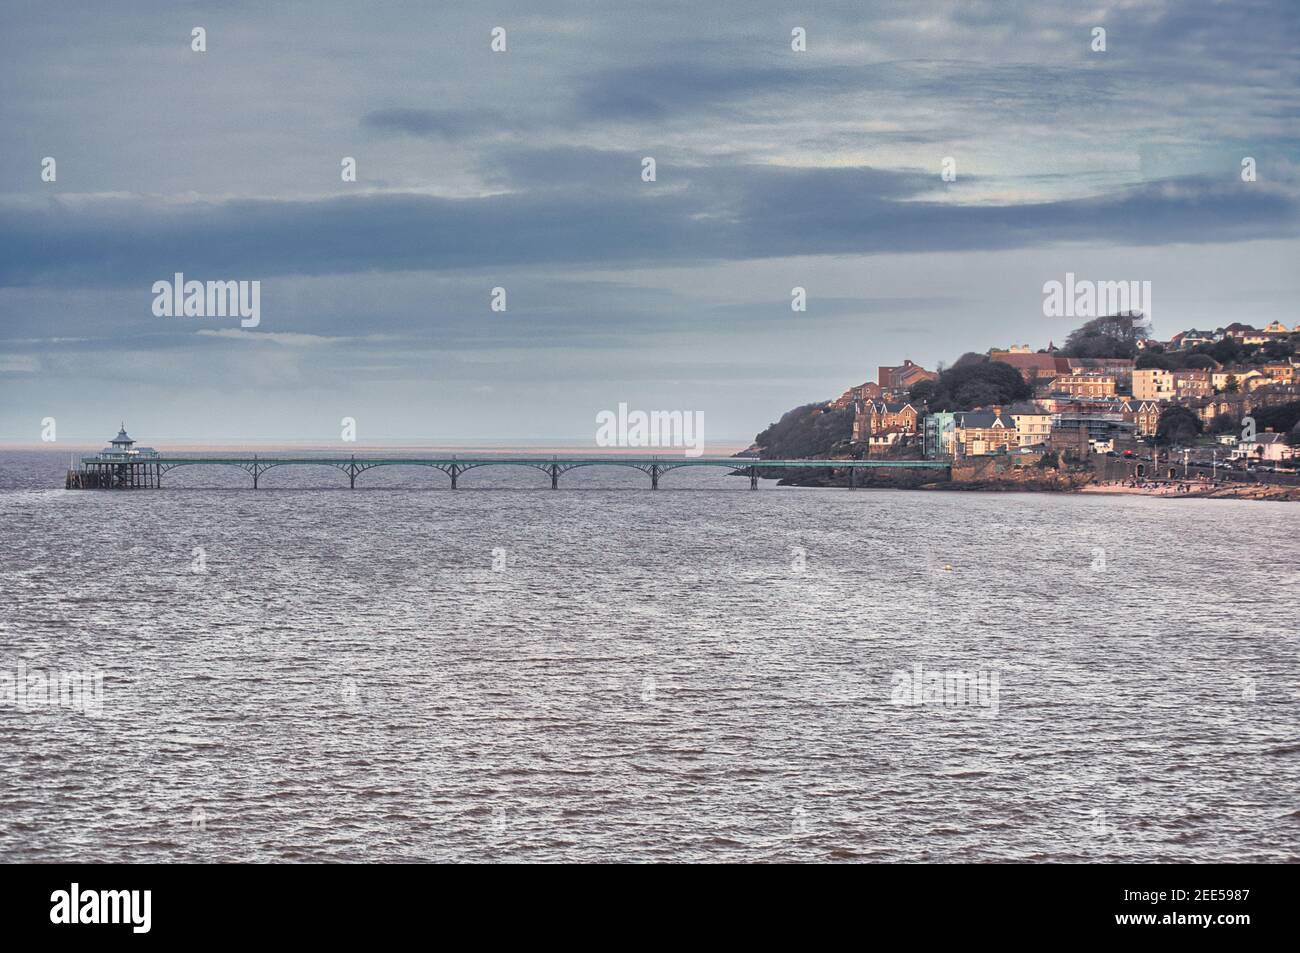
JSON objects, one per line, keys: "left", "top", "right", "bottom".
{"left": 450, "top": 465, "right": 459, "bottom": 489}
{"left": 850, "top": 465, "right": 856, "bottom": 490}
{"left": 550, "top": 464, "right": 559, "bottom": 490}
{"left": 651, "top": 465, "right": 661, "bottom": 490}
{"left": 749, "top": 466, "right": 758, "bottom": 490}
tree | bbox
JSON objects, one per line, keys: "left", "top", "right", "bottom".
{"left": 1059, "top": 313, "right": 1151, "bottom": 359}
{"left": 1262, "top": 339, "right": 1296, "bottom": 361}
{"left": 1253, "top": 401, "right": 1300, "bottom": 435}
{"left": 1210, "top": 338, "right": 1242, "bottom": 365}
{"left": 952, "top": 381, "right": 1003, "bottom": 408}
{"left": 1210, "top": 413, "right": 1240, "bottom": 436}
{"left": 1225, "top": 375, "right": 1239, "bottom": 394}
{"left": 951, "top": 351, "right": 987, "bottom": 369}
{"left": 1156, "top": 405, "right": 1202, "bottom": 446}
{"left": 908, "top": 379, "right": 938, "bottom": 406}
{"left": 1185, "top": 354, "right": 1218, "bottom": 370}
{"left": 1136, "top": 351, "right": 1174, "bottom": 370}
{"left": 912, "top": 359, "right": 1032, "bottom": 411}
{"left": 751, "top": 403, "right": 853, "bottom": 460}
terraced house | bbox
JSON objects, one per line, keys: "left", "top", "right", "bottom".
{"left": 1064, "top": 357, "right": 1135, "bottom": 388}
{"left": 852, "top": 400, "right": 920, "bottom": 443}
{"left": 1172, "top": 369, "right": 1214, "bottom": 399}
{"left": 1133, "top": 368, "right": 1176, "bottom": 401}
{"left": 1210, "top": 369, "right": 1266, "bottom": 392}
{"left": 953, "top": 408, "right": 1019, "bottom": 457}
{"left": 1008, "top": 404, "right": 1053, "bottom": 447}
{"left": 1051, "top": 374, "right": 1117, "bottom": 399}
{"left": 1119, "top": 399, "right": 1161, "bottom": 437}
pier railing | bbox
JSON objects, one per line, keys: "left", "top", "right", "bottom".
{"left": 67, "top": 453, "right": 952, "bottom": 490}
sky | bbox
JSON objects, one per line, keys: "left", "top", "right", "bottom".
{"left": 1, "top": 0, "right": 1298, "bottom": 445}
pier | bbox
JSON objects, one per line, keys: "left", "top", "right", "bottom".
{"left": 65, "top": 427, "right": 951, "bottom": 490}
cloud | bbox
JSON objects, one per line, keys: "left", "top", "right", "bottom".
{"left": 194, "top": 329, "right": 349, "bottom": 346}
{"left": 2, "top": 166, "right": 1294, "bottom": 288}
{"left": 0, "top": 356, "right": 40, "bottom": 374}
{"left": 361, "top": 107, "right": 505, "bottom": 141}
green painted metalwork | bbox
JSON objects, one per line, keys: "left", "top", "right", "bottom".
{"left": 72, "top": 453, "right": 951, "bottom": 490}
{"left": 85, "top": 455, "right": 949, "bottom": 469}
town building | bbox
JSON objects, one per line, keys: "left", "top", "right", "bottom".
{"left": 1007, "top": 404, "right": 1053, "bottom": 447}
{"left": 1261, "top": 363, "right": 1297, "bottom": 385}
{"left": 831, "top": 381, "right": 883, "bottom": 410}
{"left": 876, "top": 360, "right": 937, "bottom": 396}
{"left": 923, "top": 412, "right": 956, "bottom": 459}
{"left": 1168, "top": 329, "right": 1217, "bottom": 349}
{"left": 1133, "top": 368, "right": 1175, "bottom": 401}
{"left": 1051, "top": 374, "right": 1117, "bottom": 398}
{"left": 953, "top": 408, "right": 1019, "bottom": 456}
{"left": 1049, "top": 402, "right": 1131, "bottom": 447}
{"left": 989, "top": 351, "right": 1064, "bottom": 385}
{"left": 1250, "top": 382, "right": 1300, "bottom": 404}
{"left": 866, "top": 426, "right": 908, "bottom": 456}
{"left": 1217, "top": 323, "right": 1272, "bottom": 346}
{"left": 1210, "top": 369, "right": 1267, "bottom": 393}
{"left": 1119, "top": 399, "right": 1161, "bottom": 437}
{"left": 852, "top": 400, "right": 920, "bottom": 443}
{"left": 1172, "top": 369, "right": 1214, "bottom": 400}
{"left": 1193, "top": 395, "right": 1249, "bottom": 428}
{"left": 1064, "top": 357, "right": 1135, "bottom": 387}
{"left": 1231, "top": 432, "right": 1297, "bottom": 463}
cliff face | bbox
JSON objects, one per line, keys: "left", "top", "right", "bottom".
{"left": 748, "top": 403, "right": 853, "bottom": 460}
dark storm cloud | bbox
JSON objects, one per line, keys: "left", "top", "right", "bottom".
{"left": 1, "top": 167, "right": 1294, "bottom": 287}
{"left": 573, "top": 63, "right": 834, "bottom": 120}
{"left": 361, "top": 107, "right": 507, "bottom": 140}
{"left": 573, "top": 60, "right": 1120, "bottom": 124}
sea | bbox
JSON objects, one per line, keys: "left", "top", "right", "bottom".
{"left": 1, "top": 448, "right": 1297, "bottom": 862}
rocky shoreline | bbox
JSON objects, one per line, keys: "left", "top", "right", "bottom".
{"left": 768, "top": 469, "right": 1300, "bottom": 500}
{"left": 1079, "top": 480, "right": 1300, "bottom": 502}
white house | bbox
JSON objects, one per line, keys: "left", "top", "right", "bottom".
{"left": 1231, "top": 432, "right": 1297, "bottom": 462}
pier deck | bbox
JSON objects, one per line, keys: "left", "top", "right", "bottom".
{"left": 66, "top": 454, "right": 952, "bottom": 490}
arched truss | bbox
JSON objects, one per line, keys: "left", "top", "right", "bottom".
{"left": 136, "top": 457, "right": 947, "bottom": 490}
{"left": 151, "top": 458, "right": 754, "bottom": 489}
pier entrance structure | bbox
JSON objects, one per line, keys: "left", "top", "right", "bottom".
{"left": 65, "top": 425, "right": 162, "bottom": 489}
{"left": 66, "top": 430, "right": 951, "bottom": 490}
